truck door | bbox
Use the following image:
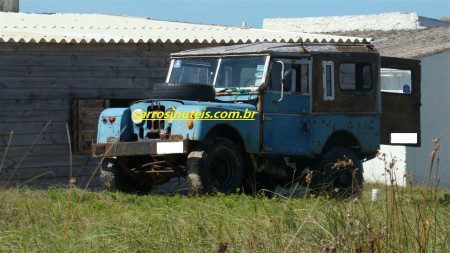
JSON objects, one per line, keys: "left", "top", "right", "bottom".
{"left": 262, "top": 58, "right": 312, "bottom": 155}
{"left": 380, "top": 57, "right": 421, "bottom": 146}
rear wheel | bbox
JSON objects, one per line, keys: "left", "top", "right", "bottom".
{"left": 187, "top": 138, "right": 244, "bottom": 194}
{"left": 315, "top": 147, "right": 363, "bottom": 197}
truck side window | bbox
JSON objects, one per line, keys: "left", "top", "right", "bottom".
{"left": 322, "top": 61, "right": 334, "bottom": 101}
{"left": 339, "top": 63, "right": 372, "bottom": 90}
{"left": 294, "top": 64, "right": 310, "bottom": 94}
{"left": 380, "top": 68, "right": 412, "bottom": 94}
{"left": 270, "top": 62, "right": 295, "bottom": 92}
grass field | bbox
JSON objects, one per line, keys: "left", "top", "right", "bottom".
{"left": 0, "top": 183, "right": 448, "bottom": 252}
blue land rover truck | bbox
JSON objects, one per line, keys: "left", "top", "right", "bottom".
{"left": 92, "top": 42, "right": 421, "bottom": 195}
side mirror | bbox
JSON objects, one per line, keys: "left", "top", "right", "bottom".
{"left": 276, "top": 60, "right": 285, "bottom": 102}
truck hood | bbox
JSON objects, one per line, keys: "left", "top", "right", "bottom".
{"left": 131, "top": 99, "right": 256, "bottom": 112}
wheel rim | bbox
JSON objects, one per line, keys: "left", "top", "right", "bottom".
{"left": 334, "top": 170, "right": 353, "bottom": 189}
{"left": 330, "top": 160, "right": 357, "bottom": 193}
{"left": 210, "top": 149, "right": 237, "bottom": 191}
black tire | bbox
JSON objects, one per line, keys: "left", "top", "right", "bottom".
{"left": 315, "top": 147, "right": 363, "bottom": 197}
{"left": 100, "top": 158, "right": 148, "bottom": 193}
{"left": 187, "top": 138, "right": 244, "bottom": 194}
{"left": 152, "top": 83, "right": 215, "bottom": 102}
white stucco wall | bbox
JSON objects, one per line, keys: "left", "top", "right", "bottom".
{"left": 406, "top": 51, "right": 450, "bottom": 187}
{"left": 263, "top": 12, "right": 424, "bottom": 33}
{"left": 364, "top": 51, "right": 450, "bottom": 187}
{"left": 363, "top": 145, "right": 407, "bottom": 186}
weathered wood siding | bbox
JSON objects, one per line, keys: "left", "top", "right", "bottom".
{"left": 0, "top": 42, "right": 222, "bottom": 188}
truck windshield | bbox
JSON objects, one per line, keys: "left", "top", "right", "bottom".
{"left": 167, "top": 56, "right": 267, "bottom": 88}
{"left": 168, "top": 58, "right": 218, "bottom": 85}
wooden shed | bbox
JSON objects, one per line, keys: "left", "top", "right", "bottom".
{"left": 0, "top": 12, "right": 369, "bottom": 188}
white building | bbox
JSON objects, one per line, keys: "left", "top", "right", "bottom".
{"left": 264, "top": 12, "right": 450, "bottom": 187}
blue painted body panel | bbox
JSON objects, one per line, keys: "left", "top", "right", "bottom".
{"left": 263, "top": 114, "right": 312, "bottom": 155}
{"left": 310, "top": 114, "right": 380, "bottom": 154}
{"left": 262, "top": 92, "right": 312, "bottom": 155}
{"left": 96, "top": 94, "right": 380, "bottom": 157}
{"left": 263, "top": 92, "right": 311, "bottom": 114}
{"left": 97, "top": 108, "right": 132, "bottom": 143}
{"left": 97, "top": 99, "right": 261, "bottom": 153}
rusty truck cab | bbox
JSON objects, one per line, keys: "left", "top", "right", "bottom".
{"left": 259, "top": 43, "right": 420, "bottom": 160}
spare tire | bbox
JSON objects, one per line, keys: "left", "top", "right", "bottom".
{"left": 152, "top": 83, "right": 215, "bottom": 102}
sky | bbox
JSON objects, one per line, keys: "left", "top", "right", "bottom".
{"left": 21, "top": 0, "right": 450, "bottom": 28}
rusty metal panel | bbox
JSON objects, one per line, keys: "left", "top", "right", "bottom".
{"left": 310, "top": 114, "right": 380, "bottom": 154}
{"left": 92, "top": 140, "right": 189, "bottom": 157}
{"left": 311, "top": 51, "right": 380, "bottom": 113}
{"left": 380, "top": 56, "right": 421, "bottom": 146}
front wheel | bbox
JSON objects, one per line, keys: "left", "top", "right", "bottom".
{"left": 100, "top": 158, "right": 149, "bottom": 193}
{"left": 315, "top": 147, "right": 363, "bottom": 197}
{"left": 187, "top": 138, "right": 244, "bottom": 194}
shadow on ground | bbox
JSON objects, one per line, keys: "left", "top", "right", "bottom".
{"left": 152, "top": 177, "right": 310, "bottom": 197}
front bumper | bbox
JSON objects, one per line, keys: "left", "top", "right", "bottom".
{"left": 92, "top": 140, "right": 189, "bottom": 157}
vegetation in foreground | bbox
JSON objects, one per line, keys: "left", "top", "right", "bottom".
{"left": 0, "top": 183, "right": 448, "bottom": 252}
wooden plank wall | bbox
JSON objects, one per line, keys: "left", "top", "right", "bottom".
{"left": 0, "top": 42, "right": 223, "bottom": 188}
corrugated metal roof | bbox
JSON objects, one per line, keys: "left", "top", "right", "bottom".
{"left": 0, "top": 12, "right": 371, "bottom": 44}
{"left": 173, "top": 43, "right": 305, "bottom": 56}
{"left": 172, "top": 42, "right": 374, "bottom": 57}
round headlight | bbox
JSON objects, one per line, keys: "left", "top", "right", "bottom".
{"left": 132, "top": 109, "right": 144, "bottom": 124}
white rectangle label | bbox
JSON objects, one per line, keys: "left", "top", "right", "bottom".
{"left": 156, "top": 141, "right": 184, "bottom": 154}
{"left": 390, "top": 133, "right": 417, "bottom": 144}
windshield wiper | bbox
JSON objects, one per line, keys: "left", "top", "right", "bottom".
{"left": 217, "top": 87, "right": 236, "bottom": 93}
{"left": 216, "top": 87, "right": 251, "bottom": 94}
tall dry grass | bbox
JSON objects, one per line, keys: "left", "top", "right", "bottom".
{"left": 0, "top": 123, "right": 448, "bottom": 252}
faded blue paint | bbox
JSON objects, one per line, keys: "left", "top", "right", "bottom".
{"left": 97, "top": 108, "right": 132, "bottom": 143}
{"left": 262, "top": 91, "right": 312, "bottom": 155}
{"left": 96, "top": 98, "right": 380, "bottom": 157}
{"left": 126, "top": 100, "right": 260, "bottom": 153}
{"left": 310, "top": 114, "right": 380, "bottom": 154}
{"left": 263, "top": 92, "right": 310, "bottom": 114}
{"left": 262, "top": 114, "right": 312, "bottom": 155}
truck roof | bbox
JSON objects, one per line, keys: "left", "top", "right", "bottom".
{"left": 171, "top": 42, "right": 376, "bottom": 58}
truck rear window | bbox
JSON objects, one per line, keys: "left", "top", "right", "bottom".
{"left": 380, "top": 68, "right": 412, "bottom": 94}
